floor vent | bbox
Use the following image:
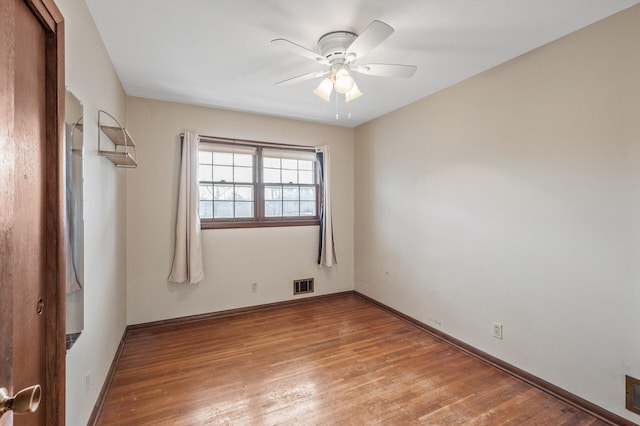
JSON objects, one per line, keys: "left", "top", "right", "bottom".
{"left": 627, "top": 375, "right": 640, "bottom": 414}
{"left": 293, "top": 278, "right": 314, "bottom": 295}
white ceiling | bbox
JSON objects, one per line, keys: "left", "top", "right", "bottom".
{"left": 86, "top": 0, "right": 639, "bottom": 128}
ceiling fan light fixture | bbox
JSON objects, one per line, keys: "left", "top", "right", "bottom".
{"left": 345, "top": 82, "right": 363, "bottom": 103}
{"left": 314, "top": 77, "right": 333, "bottom": 102}
{"left": 273, "top": 20, "right": 417, "bottom": 106}
{"left": 333, "top": 67, "right": 355, "bottom": 94}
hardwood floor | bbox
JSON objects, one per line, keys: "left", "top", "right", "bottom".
{"left": 97, "top": 294, "right": 608, "bottom": 425}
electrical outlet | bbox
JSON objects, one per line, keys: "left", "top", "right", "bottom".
{"left": 86, "top": 371, "right": 91, "bottom": 395}
{"left": 251, "top": 282, "right": 258, "bottom": 293}
{"left": 493, "top": 322, "right": 503, "bottom": 340}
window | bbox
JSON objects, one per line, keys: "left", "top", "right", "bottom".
{"left": 198, "top": 140, "right": 320, "bottom": 229}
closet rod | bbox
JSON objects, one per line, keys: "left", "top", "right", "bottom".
{"left": 182, "top": 133, "right": 316, "bottom": 152}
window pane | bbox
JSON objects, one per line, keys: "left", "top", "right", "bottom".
{"left": 300, "top": 186, "right": 315, "bottom": 200}
{"left": 300, "top": 201, "right": 316, "bottom": 216}
{"left": 299, "top": 170, "right": 314, "bottom": 184}
{"left": 201, "top": 144, "right": 319, "bottom": 226}
{"left": 213, "top": 165, "right": 233, "bottom": 182}
{"left": 234, "top": 185, "right": 254, "bottom": 201}
{"left": 263, "top": 157, "right": 280, "bottom": 168}
{"left": 264, "top": 186, "right": 282, "bottom": 201}
{"left": 234, "top": 166, "right": 253, "bottom": 183}
{"left": 283, "top": 201, "right": 299, "bottom": 216}
{"left": 214, "top": 185, "right": 234, "bottom": 201}
{"left": 199, "top": 184, "right": 213, "bottom": 201}
{"left": 213, "top": 152, "right": 233, "bottom": 165}
{"left": 283, "top": 187, "right": 299, "bottom": 201}
{"left": 199, "top": 151, "right": 213, "bottom": 165}
{"left": 265, "top": 201, "right": 282, "bottom": 217}
{"left": 234, "top": 153, "right": 253, "bottom": 167}
{"left": 299, "top": 160, "right": 314, "bottom": 170}
{"left": 235, "top": 202, "right": 253, "bottom": 218}
{"left": 282, "top": 159, "right": 297, "bottom": 170}
{"left": 199, "top": 201, "right": 213, "bottom": 218}
{"left": 282, "top": 169, "right": 297, "bottom": 184}
{"left": 263, "top": 167, "right": 281, "bottom": 183}
{"left": 214, "top": 201, "right": 234, "bottom": 218}
{"left": 199, "top": 164, "right": 213, "bottom": 182}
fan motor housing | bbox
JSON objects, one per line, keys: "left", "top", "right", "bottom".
{"left": 318, "top": 31, "right": 357, "bottom": 64}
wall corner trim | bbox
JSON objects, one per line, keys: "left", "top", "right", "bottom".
{"left": 353, "top": 291, "right": 634, "bottom": 426}
{"left": 87, "top": 328, "right": 128, "bottom": 425}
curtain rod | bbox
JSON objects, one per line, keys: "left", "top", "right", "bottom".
{"left": 181, "top": 133, "right": 316, "bottom": 152}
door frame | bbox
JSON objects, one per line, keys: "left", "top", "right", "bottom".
{"left": 25, "top": 0, "right": 65, "bottom": 423}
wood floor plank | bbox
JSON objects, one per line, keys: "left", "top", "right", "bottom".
{"left": 97, "top": 294, "right": 610, "bottom": 425}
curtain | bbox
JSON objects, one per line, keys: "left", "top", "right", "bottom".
{"left": 168, "top": 131, "right": 205, "bottom": 284}
{"left": 316, "top": 145, "right": 337, "bottom": 266}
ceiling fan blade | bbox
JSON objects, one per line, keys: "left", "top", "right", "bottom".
{"left": 276, "top": 70, "right": 330, "bottom": 86}
{"left": 351, "top": 63, "right": 417, "bottom": 78}
{"left": 271, "top": 38, "right": 329, "bottom": 65}
{"left": 346, "top": 20, "right": 394, "bottom": 61}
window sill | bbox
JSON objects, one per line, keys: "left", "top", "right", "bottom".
{"left": 201, "top": 218, "right": 320, "bottom": 230}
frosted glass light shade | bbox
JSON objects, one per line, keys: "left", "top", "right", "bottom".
{"left": 313, "top": 78, "right": 333, "bottom": 102}
{"left": 345, "top": 81, "right": 363, "bottom": 102}
{"left": 333, "top": 68, "right": 354, "bottom": 94}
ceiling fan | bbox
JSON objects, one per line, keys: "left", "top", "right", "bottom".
{"left": 272, "top": 20, "right": 417, "bottom": 102}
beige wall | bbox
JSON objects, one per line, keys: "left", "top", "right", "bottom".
{"left": 355, "top": 5, "right": 640, "bottom": 422}
{"left": 59, "top": 0, "right": 640, "bottom": 421}
{"left": 58, "top": 0, "right": 129, "bottom": 424}
{"left": 125, "top": 98, "right": 355, "bottom": 324}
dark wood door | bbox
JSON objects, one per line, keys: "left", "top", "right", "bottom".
{"left": 0, "top": 0, "right": 65, "bottom": 424}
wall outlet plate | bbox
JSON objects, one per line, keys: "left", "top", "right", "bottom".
{"left": 85, "top": 371, "right": 91, "bottom": 395}
{"left": 493, "top": 322, "right": 503, "bottom": 340}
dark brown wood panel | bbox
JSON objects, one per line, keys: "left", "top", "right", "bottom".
{"left": 0, "top": 0, "right": 16, "bottom": 408}
{"left": 0, "top": 0, "right": 65, "bottom": 423}
{"left": 13, "top": 0, "right": 47, "bottom": 423}
{"left": 97, "top": 294, "right": 610, "bottom": 425}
